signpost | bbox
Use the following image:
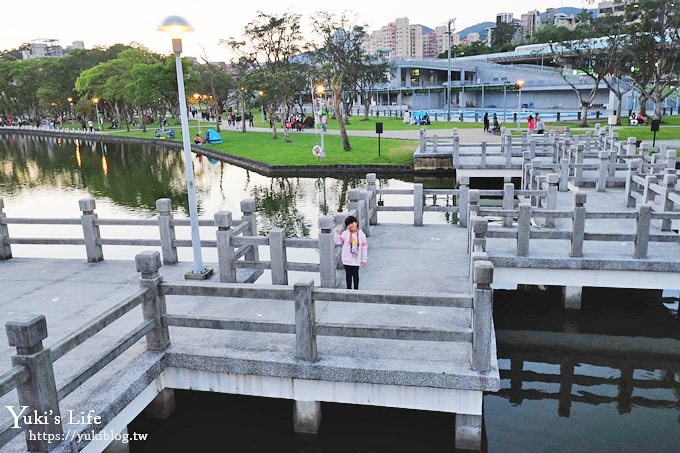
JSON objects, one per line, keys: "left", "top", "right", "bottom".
{"left": 376, "top": 122, "right": 383, "bottom": 157}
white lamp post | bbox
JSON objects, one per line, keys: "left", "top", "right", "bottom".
{"left": 315, "top": 84, "right": 326, "bottom": 153}
{"left": 446, "top": 18, "right": 455, "bottom": 122}
{"left": 158, "top": 15, "right": 212, "bottom": 279}
{"left": 93, "top": 97, "right": 101, "bottom": 131}
{"left": 516, "top": 79, "right": 525, "bottom": 129}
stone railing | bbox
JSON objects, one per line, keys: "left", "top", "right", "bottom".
{"left": 625, "top": 169, "right": 680, "bottom": 231}
{"left": 0, "top": 251, "right": 494, "bottom": 451}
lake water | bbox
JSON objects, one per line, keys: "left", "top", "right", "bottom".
{"left": 1, "top": 133, "right": 678, "bottom": 452}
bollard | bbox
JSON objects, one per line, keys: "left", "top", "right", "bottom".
{"left": 79, "top": 198, "right": 103, "bottom": 263}
{"left": 6, "top": 315, "right": 63, "bottom": 452}
{"left": 215, "top": 211, "right": 236, "bottom": 283}
{"left": 156, "top": 198, "right": 178, "bottom": 264}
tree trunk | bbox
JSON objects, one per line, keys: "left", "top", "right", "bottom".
{"left": 363, "top": 98, "right": 370, "bottom": 121}
{"left": 268, "top": 106, "right": 278, "bottom": 140}
{"left": 615, "top": 93, "right": 623, "bottom": 125}
{"left": 580, "top": 104, "right": 589, "bottom": 127}
{"left": 140, "top": 106, "right": 147, "bottom": 133}
{"left": 241, "top": 99, "right": 247, "bottom": 133}
{"left": 333, "top": 86, "right": 351, "bottom": 151}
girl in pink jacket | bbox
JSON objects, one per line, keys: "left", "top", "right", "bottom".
{"left": 334, "top": 215, "right": 368, "bottom": 289}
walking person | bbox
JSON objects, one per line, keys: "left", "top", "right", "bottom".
{"left": 526, "top": 115, "right": 535, "bottom": 133}
{"left": 483, "top": 112, "right": 490, "bottom": 132}
{"left": 535, "top": 113, "right": 545, "bottom": 134}
{"left": 334, "top": 215, "right": 368, "bottom": 290}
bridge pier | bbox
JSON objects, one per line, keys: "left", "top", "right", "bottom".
{"left": 102, "top": 427, "right": 130, "bottom": 453}
{"left": 562, "top": 286, "right": 582, "bottom": 310}
{"left": 455, "top": 414, "right": 482, "bottom": 450}
{"left": 293, "top": 400, "right": 321, "bottom": 434}
{"left": 144, "top": 388, "right": 176, "bottom": 419}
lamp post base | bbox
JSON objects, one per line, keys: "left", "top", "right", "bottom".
{"left": 184, "top": 267, "right": 214, "bottom": 280}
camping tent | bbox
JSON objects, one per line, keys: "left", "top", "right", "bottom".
{"left": 204, "top": 129, "right": 223, "bottom": 144}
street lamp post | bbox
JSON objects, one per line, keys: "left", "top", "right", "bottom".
{"left": 503, "top": 83, "right": 508, "bottom": 122}
{"left": 446, "top": 18, "right": 455, "bottom": 122}
{"left": 516, "top": 79, "right": 525, "bottom": 129}
{"left": 93, "top": 97, "right": 101, "bottom": 131}
{"left": 158, "top": 15, "right": 212, "bottom": 279}
{"left": 315, "top": 84, "right": 326, "bottom": 153}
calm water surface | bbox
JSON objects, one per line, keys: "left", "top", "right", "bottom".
{"left": 1, "top": 134, "right": 678, "bottom": 452}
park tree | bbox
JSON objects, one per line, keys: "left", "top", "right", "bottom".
{"left": 194, "top": 51, "right": 236, "bottom": 132}
{"left": 224, "top": 12, "right": 308, "bottom": 141}
{"left": 622, "top": 0, "right": 680, "bottom": 120}
{"left": 490, "top": 22, "right": 522, "bottom": 52}
{"left": 356, "top": 54, "right": 389, "bottom": 121}
{"left": 311, "top": 12, "right": 370, "bottom": 151}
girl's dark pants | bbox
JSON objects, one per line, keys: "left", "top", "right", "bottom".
{"left": 344, "top": 265, "right": 359, "bottom": 289}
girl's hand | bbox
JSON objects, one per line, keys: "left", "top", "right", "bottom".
{"left": 335, "top": 225, "right": 344, "bottom": 234}
{"left": 361, "top": 261, "right": 366, "bottom": 267}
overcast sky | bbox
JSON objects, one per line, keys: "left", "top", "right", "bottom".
{"left": 2, "top": 0, "right": 591, "bottom": 60}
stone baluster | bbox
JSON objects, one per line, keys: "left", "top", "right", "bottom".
{"left": 480, "top": 141, "right": 487, "bottom": 167}
{"left": 269, "top": 228, "right": 288, "bottom": 285}
{"left": 624, "top": 159, "right": 642, "bottom": 208}
{"left": 366, "top": 173, "right": 378, "bottom": 225}
{"left": 471, "top": 260, "right": 493, "bottom": 372}
{"left": 294, "top": 280, "right": 317, "bottom": 362}
{"left": 318, "top": 216, "right": 337, "bottom": 288}
{"left": 215, "top": 211, "right": 236, "bottom": 283}
{"left": 457, "top": 176, "right": 470, "bottom": 227}
{"left": 0, "top": 198, "right": 11, "bottom": 259}
{"left": 502, "top": 183, "right": 514, "bottom": 227}
{"left": 156, "top": 198, "right": 178, "bottom": 264}
{"left": 135, "top": 251, "right": 170, "bottom": 351}
{"left": 571, "top": 192, "right": 587, "bottom": 257}
{"left": 6, "top": 315, "right": 63, "bottom": 452}
{"left": 559, "top": 158, "right": 569, "bottom": 192}
{"left": 241, "top": 199, "right": 259, "bottom": 263}
{"left": 596, "top": 151, "right": 610, "bottom": 192}
{"left": 432, "top": 134, "right": 438, "bottom": 153}
{"left": 517, "top": 203, "right": 531, "bottom": 256}
{"left": 545, "top": 174, "right": 559, "bottom": 228}
{"left": 634, "top": 204, "right": 651, "bottom": 259}
{"left": 80, "top": 198, "right": 103, "bottom": 263}
{"left": 660, "top": 174, "right": 678, "bottom": 231}
{"left": 413, "top": 183, "right": 424, "bottom": 226}
{"left": 419, "top": 127, "right": 426, "bottom": 151}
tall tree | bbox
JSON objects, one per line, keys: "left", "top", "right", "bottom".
{"left": 622, "top": 0, "right": 680, "bottom": 120}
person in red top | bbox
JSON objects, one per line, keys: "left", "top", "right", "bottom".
{"left": 527, "top": 115, "right": 536, "bottom": 133}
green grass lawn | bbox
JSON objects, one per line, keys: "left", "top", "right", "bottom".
{"left": 111, "top": 125, "right": 415, "bottom": 166}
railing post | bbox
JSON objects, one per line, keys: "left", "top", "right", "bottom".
{"left": 574, "top": 144, "right": 584, "bottom": 186}
{"left": 545, "top": 174, "right": 559, "bottom": 228}
{"left": 452, "top": 135, "right": 460, "bottom": 166}
{"left": 360, "top": 190, "right": 371, "bottom": 237}
{"left": 596, "top": 151, "right": 609, "bottom": 192}
{"left": 135, "top": 251, "right": 170, "bottom": 350}
{"left": 502, "top": 183, "right": 514, "bottom": 227}
{"left": 156, "top": 198, "right": 178, "bottom": 264}
{"left": 269, "top": 228, "right": 288, "bottom": 285}
{"left": 521, "top": 151, "right": 532, "bottom": 190}
{"left": 624, "top": 159, "right": 642, "bottom": 208}
{"left": 6, "top": 315, "right": 62, "bottom": 452}
{"left": 559, "top": 158, "right": 569, "bottom": 192}
{"left": 665, "top": 149, "right": 677, "bottom": 172}
{"left": 471, "top": 261, "right": 493, "bottom": 371}
{"left": 0, "top": 198, "right": 12, "bottom": 259}
{"left": 570, "top": 192, "right": 586, "bottom": 257}
{"left": 480, "top": 141, "right": 487, "bottom": 167}
{"left": 471, "top": 217, "right": 488, "bottom": 253}
{"left": 347, "top": 189, "right": 366, "bottom": 232}
{"left": 517, "top": 203, "right": 531, "bottom": 256}
{"left": 413, "top": 183, "right": 424, "bottom": 226}
{"left": 294, "top": 280, "right": 317, "bottom": 362}
{"left": 419, "top": 127, "right": 426, "bottom": 152}
{"left": 458, "top": 176, "right": 470, "bottom": 227}
{"left": 241, "top": 199, "right": 259, "bottom": 263}
{"left": 468, "top": 189, "right": 480, "bottom": 224}
{"left": 318, "top": 216, "right": 337, "bottom": 288}
{"left": 634, "top": 204, "right": 651, "bottom": 259}
{"left": 626, "top": 136, "right": 637, "bottom": 156}
{"left": 366, "top": 173, "right": 378, "bottom": 225}
{"left": 215, "top": 211, "right": 236, "bottom": 283}
{"left": 79, "top": 198, "right": 103, "bottom": 263}
{"left": 660, "top": 174, "right": 678, "bottom": 231}
{"left": 432, "top": 134, "right": 438, "bottom": 153}
{"left": 643, "top": 175, "right": 657, "bottom": 204}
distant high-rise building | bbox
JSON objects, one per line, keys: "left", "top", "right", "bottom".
{"left": 597, "top": 0, "right": 627, "bottom": 16}
{"left": 496, "top": 13, "right": 514, "bottom": 25}
{"left": 521, "top": 10, "right": 541, "bottom": 38}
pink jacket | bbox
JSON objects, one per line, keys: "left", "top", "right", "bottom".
{"left": 334, "top": 229, "right": 368, "bottom": 266}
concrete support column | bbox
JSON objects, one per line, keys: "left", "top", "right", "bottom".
{"left": 562, "top": 286, "right": 582, "bottom": 310}
{"left": 215, "top": 211, "right": 236, "bottom": 283}
{"left": 80, "top": 198, "right": 103, "bottom": 262}
{"left": 293, "top": 400, "right": 321, "bottom": 434}
{"left": 6, "top": 315, "right": 63, "bottom": 452}
{"left": 144, "top": 388, "right": 176, "bottom": 419}
{"left": 455, "top": 414, "right": 482, "bottom": 451}
{"left": 570, "top": 193, "right": 587, "bottom": 257}
{"left": 269, "top": 228, "right": 288, "bottom": 285}
{"left": 135, "top": 251, "right": 170, "bottom": 351}
{"left": 502, "top": 183, "right": 514, "bottom": 227}
{"left": 0, "top": 198, "right": 12, "bottom": 259}
{"left": 634, "top": 204, "right": 651, "bottom": 259}
{"left": 156, "top": 198, "right": 178, "bottom": 264}
{"left": 103, "top": 426, "right": 130, "bottom": 453}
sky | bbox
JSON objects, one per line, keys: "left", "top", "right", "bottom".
{"left": 1, "top": 0, "right": 592, "bottom": 60}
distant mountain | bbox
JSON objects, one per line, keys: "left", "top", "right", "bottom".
{"left": 457, "top": 7, "right": 596, "bottom": 40}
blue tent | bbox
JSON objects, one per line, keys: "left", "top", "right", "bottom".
{"left": 204, "top": 129, "right": 223, "bottom": 144}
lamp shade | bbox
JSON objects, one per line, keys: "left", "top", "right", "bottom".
{"left": 157, "top": 16, "right": 194, "bottom": 39}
